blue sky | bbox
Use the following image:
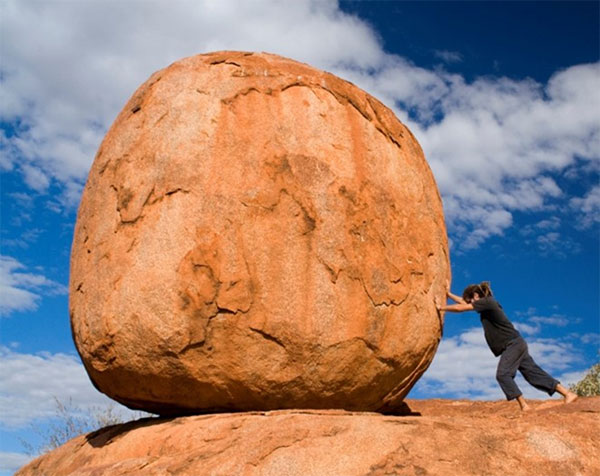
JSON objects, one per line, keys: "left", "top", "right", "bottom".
{"left": 1, "top": 0, "right": 599, "bottom": 473}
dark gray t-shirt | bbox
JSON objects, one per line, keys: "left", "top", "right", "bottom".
{"left": 472, "top": 296, "right": 521, "bottom": 356}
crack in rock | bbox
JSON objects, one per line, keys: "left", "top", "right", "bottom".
{"left": 249, "top": 327, "right": 286, "bottom": 349}
{"left": 113, "top": 186, "right": 190, "bottom": 225}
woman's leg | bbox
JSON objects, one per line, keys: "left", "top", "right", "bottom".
{"left": 496, "top": 338, "right": 527, "bottom": 403}
{"left": 519, "top": 353, "right": 578, "bottom": 403}
{"left": 518, "top": 352, "right": 560, "bottom": 395}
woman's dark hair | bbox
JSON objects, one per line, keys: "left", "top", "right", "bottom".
{"left": 462, "top": 281, "right": 493, "bottom": 302}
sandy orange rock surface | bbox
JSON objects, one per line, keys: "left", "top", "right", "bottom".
{"left": 70, "top": 51, "right": 449, "bottom": 415}
{"left": 17, "top": 398, "right": 599, "bottom": 476}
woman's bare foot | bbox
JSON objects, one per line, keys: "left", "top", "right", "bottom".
{"left": 555, "top": 383, "right": 578, "bottom": 404}
{"left": 564, "top": 391, "right": 578, "bottom": 404}
{"left": 516, "top": 395, "right": 531, "bottom": 411}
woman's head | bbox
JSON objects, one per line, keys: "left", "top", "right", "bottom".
{"left": 462, "top": 281, "right": 493, "bottom": 303}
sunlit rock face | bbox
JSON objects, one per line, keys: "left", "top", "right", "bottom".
{"left": 69, "top": 51, "right": 450, "bottom": 415}
{"left": 17, "top": 399, "right": 600, "bottom": 475}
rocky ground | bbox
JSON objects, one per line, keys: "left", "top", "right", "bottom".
{"left": 17, "top": 397, "right": 599, "bottom": 475}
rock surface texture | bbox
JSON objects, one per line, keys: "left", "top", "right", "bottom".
{"left": 17, "top": 398, "right": 600, "bottom": 476}
{"left": 70, "top": 51, "right": 450, "bottom": 414}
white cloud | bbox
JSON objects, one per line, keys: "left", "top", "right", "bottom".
{"left": 536, "top": 231, "right": 582, "bottom": 257}
{"left": 7, "top": 192, "right": 35, "bottom": 209}
{"left": 0, "top": 256, "right": 67, "bottom": 316}
{"left": 517, "top": 217, "right": 581, "bottom": 257}
{"left": 514, "top": 322, "right": 540, "bottom": 336}
{"left": 1, "top": 0, "right": 598, "bottom": 248}
{"left": 530, "top": 315, "right": 569, "bottom": 327}
{"left": 557, "top": 369, "right": 588, "bottom": 388}
{"left": 0, "top": 0, "right": 384, "bottom": 209}
{"left": 514, "top": 312, "right": 573, "bottom": 337}
{"left": 580, "top": 333, "right": 600, "bottom": 345}
{"left": 526, "top": 338, "right": 580, "bottom": 371}
{"left": 417, "top": 327, "right": 501, "bottom": 399}
{"left": 536, "top": 217, "right": 561, "bottom": 230}
{"left": 0, "top": 451, "right": 32, "bottom": 475}
{"left": 20, "top": 164, "right": 50, "bottom": 193}
{"left": 1, "top": 228, "right": 42, "bottom": 249}
{"left": 433, "top": 50, "right": 463, "bottom": 64}
{"left": 570, "top": 185, "right": 600, "bottom": 229}
{"left": 410, "top": 65, "right": 599, "bottom": 249}
{"left": 0, "top": 346, "right": 140, "bottom": 429}
{"left": 520, "top": 217, "right": 561, "bottom": 236}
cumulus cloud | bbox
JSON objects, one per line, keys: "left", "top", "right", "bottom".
{"left": 0, "top": 451, "right": 31, "bottom": 475}
{"left": 416, "top": 327, "right": 501, "bottom": 399}
{"left": 0, "top": 0, "right": 384, "bottom": 209}
{"left": 0, "top": 256, "right": 67, "bottom": 316}
{"left": 339, "top": 60, "right": 599, "bottom": 249}
{"left": 0, "top": 346, "right": 140, "bottom": 428}
{"left": 411, "top": 65, "right": 599, "bottom": 249}
{"left": 1, "top": 0, "right": 598, "bottom": 248}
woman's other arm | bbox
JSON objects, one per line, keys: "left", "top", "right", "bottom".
{"left": 447, "top": 291, "right": 466, "bottom": 304}
{"left": 439, "top": 303, "right": 474, "bottom": 312}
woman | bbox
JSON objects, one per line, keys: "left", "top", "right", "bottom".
{"left": 437, "top": 281, "right": 577, "bottom": 411}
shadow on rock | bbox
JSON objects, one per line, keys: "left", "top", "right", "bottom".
{"left": 85, "top": 416, "right": 173, "bottom": 448}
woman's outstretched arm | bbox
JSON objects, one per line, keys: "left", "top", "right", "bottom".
{"left": 439, "top": 302, "right": 474, "bottom": 312}
{"left": 447, "top": 291, "right": 466, "bottom": 304}
{"left": 438, "top": 291, "right": 474, "bottom": 313}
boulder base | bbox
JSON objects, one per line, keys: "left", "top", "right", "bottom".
{"left": 17, "top": 398, "right": 600, "bottom": 476}
{"left": 70, "top": 51, "right": 450, "bottom": 414}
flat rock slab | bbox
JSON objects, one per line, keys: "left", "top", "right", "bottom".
{"left": 18, "top": 398, "right": 600, "bottom": 475}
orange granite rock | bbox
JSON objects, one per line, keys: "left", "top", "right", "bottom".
{"left": 17, "top": 398, "right": 600, "bottom": 476}
{"left": 70, "top": 51, "right": 450, "bottom": 414}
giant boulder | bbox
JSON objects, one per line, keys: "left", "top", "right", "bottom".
{"left": 70, "top": 51, "right": 450, "bottom": 414}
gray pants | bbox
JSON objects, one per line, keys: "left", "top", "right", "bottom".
{"left": 496, "top": 337, "right": 559, "bottom": 400}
